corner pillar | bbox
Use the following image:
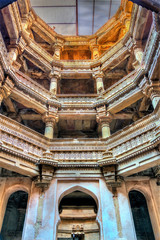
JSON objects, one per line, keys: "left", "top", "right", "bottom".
{"left": 43, "top": 107, "right": 58, "bottom": 139}
{"left": 139, "top": 77, "right": 160, "bottom": 109}
{"left": 96, "top": 105, "right": 112, "bottom": 138}
{"left": 53, "top": 39, "right": 64, "bottom": 60}
{"left": 8, "top": 46, "right": 19, "bottom": 64}
{"left": 44, "top": 120, "right": 55, "bottom": 139}
{"left": 133, "top": 42, "right": 143, "bottom": 68}
{"left": 93, "top": 67, "right": 104, "bottom": 94}
{"left": 49, "top": 68, "right": 61, "bottom": 95}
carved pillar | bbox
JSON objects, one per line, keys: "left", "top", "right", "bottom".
{"left": 8, "top": 46, "right": 18, "bottom": 64}
{"left": 133, "top": 42, "right": 143, "bottom": 68}
{"left": 43, "top": 106, "right": 58, "bottom": 139}
{"left": 96, "top": 105, "right": 112, "bottom": 138}
{"left": 49, "top": 68, "right": 61, "bottom": 95}
{"left": 53, "top": 39, "right": 64, "bottom": 60}
{"left": 139, "top": 77, "right": 160, "bottom": 109}
{"left": 90, "top": 45, "right": 99, "bottom": 60}
{"left": 101, "top": 122, "right": 110, "bottom": 139}
{"left": 44, "top": 120, "right": 55, "bottom": 139}
{"left": 0, "top": 76, "right": 14, "bottom": 106}
{"left": 90, "top": 39, "right": 100, "bottom": 60}
{"left": 93, "top": 67, "right": 105, "bottom": 94}
{"left": 149, "top": 87, "right": 160, "bottom": 109}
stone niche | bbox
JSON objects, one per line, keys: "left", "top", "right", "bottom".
{"left": 57, "top": 191, "right": 100, "bottom": 240}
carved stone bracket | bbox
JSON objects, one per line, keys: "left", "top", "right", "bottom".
{"left": 98, "top": 150, "right": 123, "bottom": 188}
{"left": 0, "top": 77, "right": 14, "bottom": 104}
{"left": 34, "top": 150, "right": 58, "bottom": 191}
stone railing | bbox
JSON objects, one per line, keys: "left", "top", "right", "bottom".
{"left": 58, "top": 94, "right": 97, "bottom": 107}
{"left": 0, "top": 114, "right": 46, "bottom": 161}
{"left": 106, "top": 113, "right": 158, "bottom": 163}
{"left": 15, "top": 70, "right": 52, "bottom": 101}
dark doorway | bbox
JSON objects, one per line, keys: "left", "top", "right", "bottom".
{"left": 129, "top": 190, "right": 155, "bottom": 240}
{"left": 1, "top": 191, "right": 28, "bottom": 240}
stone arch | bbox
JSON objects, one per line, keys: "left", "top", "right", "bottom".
{"left": 0, "top": 182, "right": 30, "bottom": 231}
{"left": 56, "top": 185, "right": 100, "bottom": 240}
{"left": 127, "top": 185, "right": 160, "bottom": 239}
{"left": 128, "top": 189, "right": 156, "bottom": 240}
{"left": 58, "top": 185, "right": 99, "bottom": 210}
{"left": 1, "top": 189, "right": 28, "bottom": 240}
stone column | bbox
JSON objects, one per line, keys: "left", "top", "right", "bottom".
{"left": 134, "top": 47, "right": 143, "bottom": 64}
{"left": 96, "top": 105, "right": 112, "bottom": 138}
{"left": 93, "top": 67, "right": 104, "bottom": 94}
{"left": 8, "top": 46, "right": 18, "bottom": 64}
{"left": 44, "top": 120, "right": 55, "bottom": 139}
{"left": 43, "top": 107, "right": 58, "bottom": 139}
{"left": 139, "top": 77, "right": 160, "bottom": 109}
{"left": 96, "top": 73, "right": 104, "bottom": 94}
{"left": 89, "top": 39, "right": 100, "bottom": 60}
{"left": 49, "top": 68, "right": 61, "bottom": 95}
{"left": 133, "top": 42, "right": 143, "bottom": 68}
{"left": 91, "top": 45, "right": 99, "bottom": 60}
{"left": 150, "top": 88, "right": 160, "bottom": 109}
{"left": 53, "top": 39, "right": 64, "bottom": 60}
{"left": 101, "top": 121, "right": 111, "bottom": 138}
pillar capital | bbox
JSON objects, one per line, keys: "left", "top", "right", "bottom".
{"left": 96, "top": 106, "right": 112, "bottom": 124}
{"left": 42, "top": 108, "right": 58, "bottom": 125}
{"left": 49, "top": 67, "right": 61, "bottom": 79}
{"left": 53, "top": 38, "right": 64, "bottom": 60}
{"left": 92, "top": 66, "right": 104, "bottom": 79}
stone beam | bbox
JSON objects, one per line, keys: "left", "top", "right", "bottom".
{"left": 0, "top": 152, "right": 39, "bottom": 177}
{"left": 11, "top": 88, "right": 47, "bottom": 114}
{"left": 58, "top": 110, "right": 96, "bottom": 121}
{"left": 118, "top": 149, "right": 160, "bottom": 177}
{"left": 3, "top": 97, "right": 16, "bottom": 113}
{"left": 107, "top": 87, "right": 143, "bottom": 114}
{"left": 20, "top": 113, "right": 42, "bottom": 121}
{"left": 1, "top": 4, "right": 20, "bottom": 44}
{"left": 132, "top": 7, "right": 151, "bottom": 41}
